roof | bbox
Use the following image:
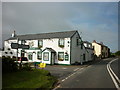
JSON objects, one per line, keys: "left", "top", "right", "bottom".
{"left": 6, "top": 30, "right": 78, "bottom": 40}
{"left": 42, "top": 48, "right": 56, "bottom": 53}
{"left": 83, "top": 41, "right": 92, "bottom": 44}
{"left": 92, "top": 41, "right": 108, "bottom": 48}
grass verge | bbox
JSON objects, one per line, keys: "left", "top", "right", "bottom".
{"left": 3, "top": 69, "right": 57, "bottom": 89}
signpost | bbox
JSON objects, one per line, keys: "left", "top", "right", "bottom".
{"left": 11, "top": 43, "right": 19, "bottom": 49}
{"left": 11, "top": 40, "right": 30, "bottom": 69}
{"left": 11, "top": 43, "right": 29, "bottom": 49}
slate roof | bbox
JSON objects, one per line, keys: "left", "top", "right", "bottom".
{"left": 6, "top": 30, "right": 77, "bottom": 40}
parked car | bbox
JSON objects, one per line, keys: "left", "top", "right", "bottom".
{"left": 17, "top": 57, "right": 29, "bottom": 63}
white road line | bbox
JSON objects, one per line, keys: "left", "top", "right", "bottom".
{"left": 109, "top": 64, "right": 120, "bottom": 84}
{"left": 109, "top": 58, "right": 120, "bottom": 83}
{"left": 107, "top": 58, "right": 120, "bottom": 90}
{"left": 74, "top": 68, "right": 79, "bottom": 71}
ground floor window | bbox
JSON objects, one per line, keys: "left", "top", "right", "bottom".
{"left": 37, "top": 51, "right": 42, "bottom": 60}
{"left": 43, "top": 52, "right": 49, "bottom": 61}
{"left": 28, "top": 52, "right": 33, "bottom": 60}
{"left": 65, "top": 54, "right": 69, "bottom": 61}
{"left": 58, "top": 52, "right": 64, "bottom": 61}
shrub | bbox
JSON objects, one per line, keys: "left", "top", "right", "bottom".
{"left": 2, "top": 57, "right": 18, "bottom": 73}
{"left": 21, "top": 63, "right": 32, "bottom": 71}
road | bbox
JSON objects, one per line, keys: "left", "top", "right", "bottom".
{"left": 55, "top": 58, "right": 119, "bottom": 89}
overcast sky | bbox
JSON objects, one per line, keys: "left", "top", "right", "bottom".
{"left": 1, "top": 2, "right": 118, "bottom": 52}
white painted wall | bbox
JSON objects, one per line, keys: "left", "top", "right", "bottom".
{"left": 71, "top": 32, "right": 85, "bottom": 64}
{"left": 92, "top": 42, "right": 101, "bottom": 57}
{"left": 41, "top": 38, "right": 71, "bottom": 64}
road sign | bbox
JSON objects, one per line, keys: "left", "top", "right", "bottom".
{"left": 11, "top": 43, "right": 18, "bottom": 49}
{"left": 11, "top": 43, "right": 29, "bottom": 49}
{"left": 21, "top": 44, "right": 29, "bottom": 49}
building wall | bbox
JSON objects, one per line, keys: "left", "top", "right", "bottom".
{"left": 41, "top": 38, "right": 71, "bottom": 64}
{"left": 92, "top": 42, "right": 101, "bottom": 57}
{"left": 83, "top": 42, "right": 94, "bottom": 62}
{"left": 71, "top": 32, "right": 84, "bottom": 64}
{"left": 85, "top": 49, "right": 94, "bottom": 62}
{"left": 4, "top": 38, "right": 71, "bottom": 64}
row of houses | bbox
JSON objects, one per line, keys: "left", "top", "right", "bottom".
{"left": 2, "top": 30, "right": 110, "bottom": 65}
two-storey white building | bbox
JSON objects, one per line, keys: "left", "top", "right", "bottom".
{"left": 83, "top": 41, "right": 94, "bottom": 62}
{"left": 4, "top": 30, "right": 90, "bottom": 65}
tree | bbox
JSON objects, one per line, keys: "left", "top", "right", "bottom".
{"left": 115, "top": 51, "right": 120, "bottom": 56}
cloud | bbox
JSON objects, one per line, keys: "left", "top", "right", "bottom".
{"left": 2, "top": 2, "right": 118, "bottom": 52}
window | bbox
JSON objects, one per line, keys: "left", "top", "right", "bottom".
{"left": 65, "top": 54, "right": 69, "bottom": 61}
{"left": 58, "top": 39, "right": 64, "bottom": 47}
{"left": 38, "top": 40, "right": 43, "bottom": 48}
{"left": 37, "top": 51, "right": 42, "bottom": 60}
{"left": 28, "top": 52, "right": 33, "bottom": 60}
{"left": 58, "top": 52, "right": 64, "bottom": 61}
{"left": 43, "top": 52, "right": 49, "bottom": 61}
{"left": 76, "top": 38, "right": 79, "bottom": 46}
{"left": 21, "top": 40, "right": 26, "bottom": 44}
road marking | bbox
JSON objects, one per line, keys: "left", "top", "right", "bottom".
{"left": 62, "top": 68, "right": 67, "bottom": 69}
{"left": 74, "top": 68, "right": 79, "bottom": 71}
{"left": 107, "top": 58, "right": 120, "bottom": 90}
{"left": 109, "top": 60, "right": 120, "bottom": 84}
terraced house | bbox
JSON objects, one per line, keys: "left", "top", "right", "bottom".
{"left": 92, "top": 40, "right": 110, "bottom": 59}
{"left": 3, "top": 30, "right": 93, "bottom": 65}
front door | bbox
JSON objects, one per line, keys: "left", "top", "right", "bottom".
{"left": 51, "top": 53, "right": 55, "bottom": 65}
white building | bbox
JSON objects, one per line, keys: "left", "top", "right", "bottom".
{"left": 4, "top": 30, "right": 91, "bottom": 65}
{"left": 83, "top": 41, "right": 94, "bottom": 62}
{"left": 92, "top": 40, "right": 110, "bottom": 59}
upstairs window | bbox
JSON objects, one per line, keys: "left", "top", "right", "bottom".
{"left": 58, "top": 39, "right": 64, "bottom": 48}
{"left": 38, "top": 40, "right": 43, "bottom": 48}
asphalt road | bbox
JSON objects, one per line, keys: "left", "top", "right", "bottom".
{"left": 56, "top": 58, "right": 119, "bottom": 89}
{"left": 44, "top": 65, "right": 89, "bottom": 80}
{"left": 110, "top": 58, "right": 119, "bottom": 80}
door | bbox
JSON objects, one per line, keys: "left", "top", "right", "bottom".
{"left": 83, "top": 54, "right": 86, "bottom": 61}
{"left": 51, "top": 53, "right": 55, "bottom": 65}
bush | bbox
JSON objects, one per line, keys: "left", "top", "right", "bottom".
{"left": 21, "top": 63, "right": 32, "bottom": 71}
{"left": 115, "top": 51, "right": 120, "bottom": 56}
{"left": 2, "top": 56, "right": 18, "bottom": 73}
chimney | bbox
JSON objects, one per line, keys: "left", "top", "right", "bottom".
{"left": 93, "top": 40, "right": 96, "bottom": 43}
{"left": 100, "top": 42, "right": 103, "bottom": 45}
{"left": 11, "top": 30, "right": 16, "bottom": 37}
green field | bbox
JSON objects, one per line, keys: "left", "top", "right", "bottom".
{"left": 3, "top": 69, "right": 57, "bottom": 89}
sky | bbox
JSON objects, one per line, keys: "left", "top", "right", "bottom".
{"left": 1, "top": 1, "right": 118, "bottom": 52}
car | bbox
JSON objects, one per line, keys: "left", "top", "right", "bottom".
{"left": 17, "top": 57, "right": 29, "bottom": 63}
